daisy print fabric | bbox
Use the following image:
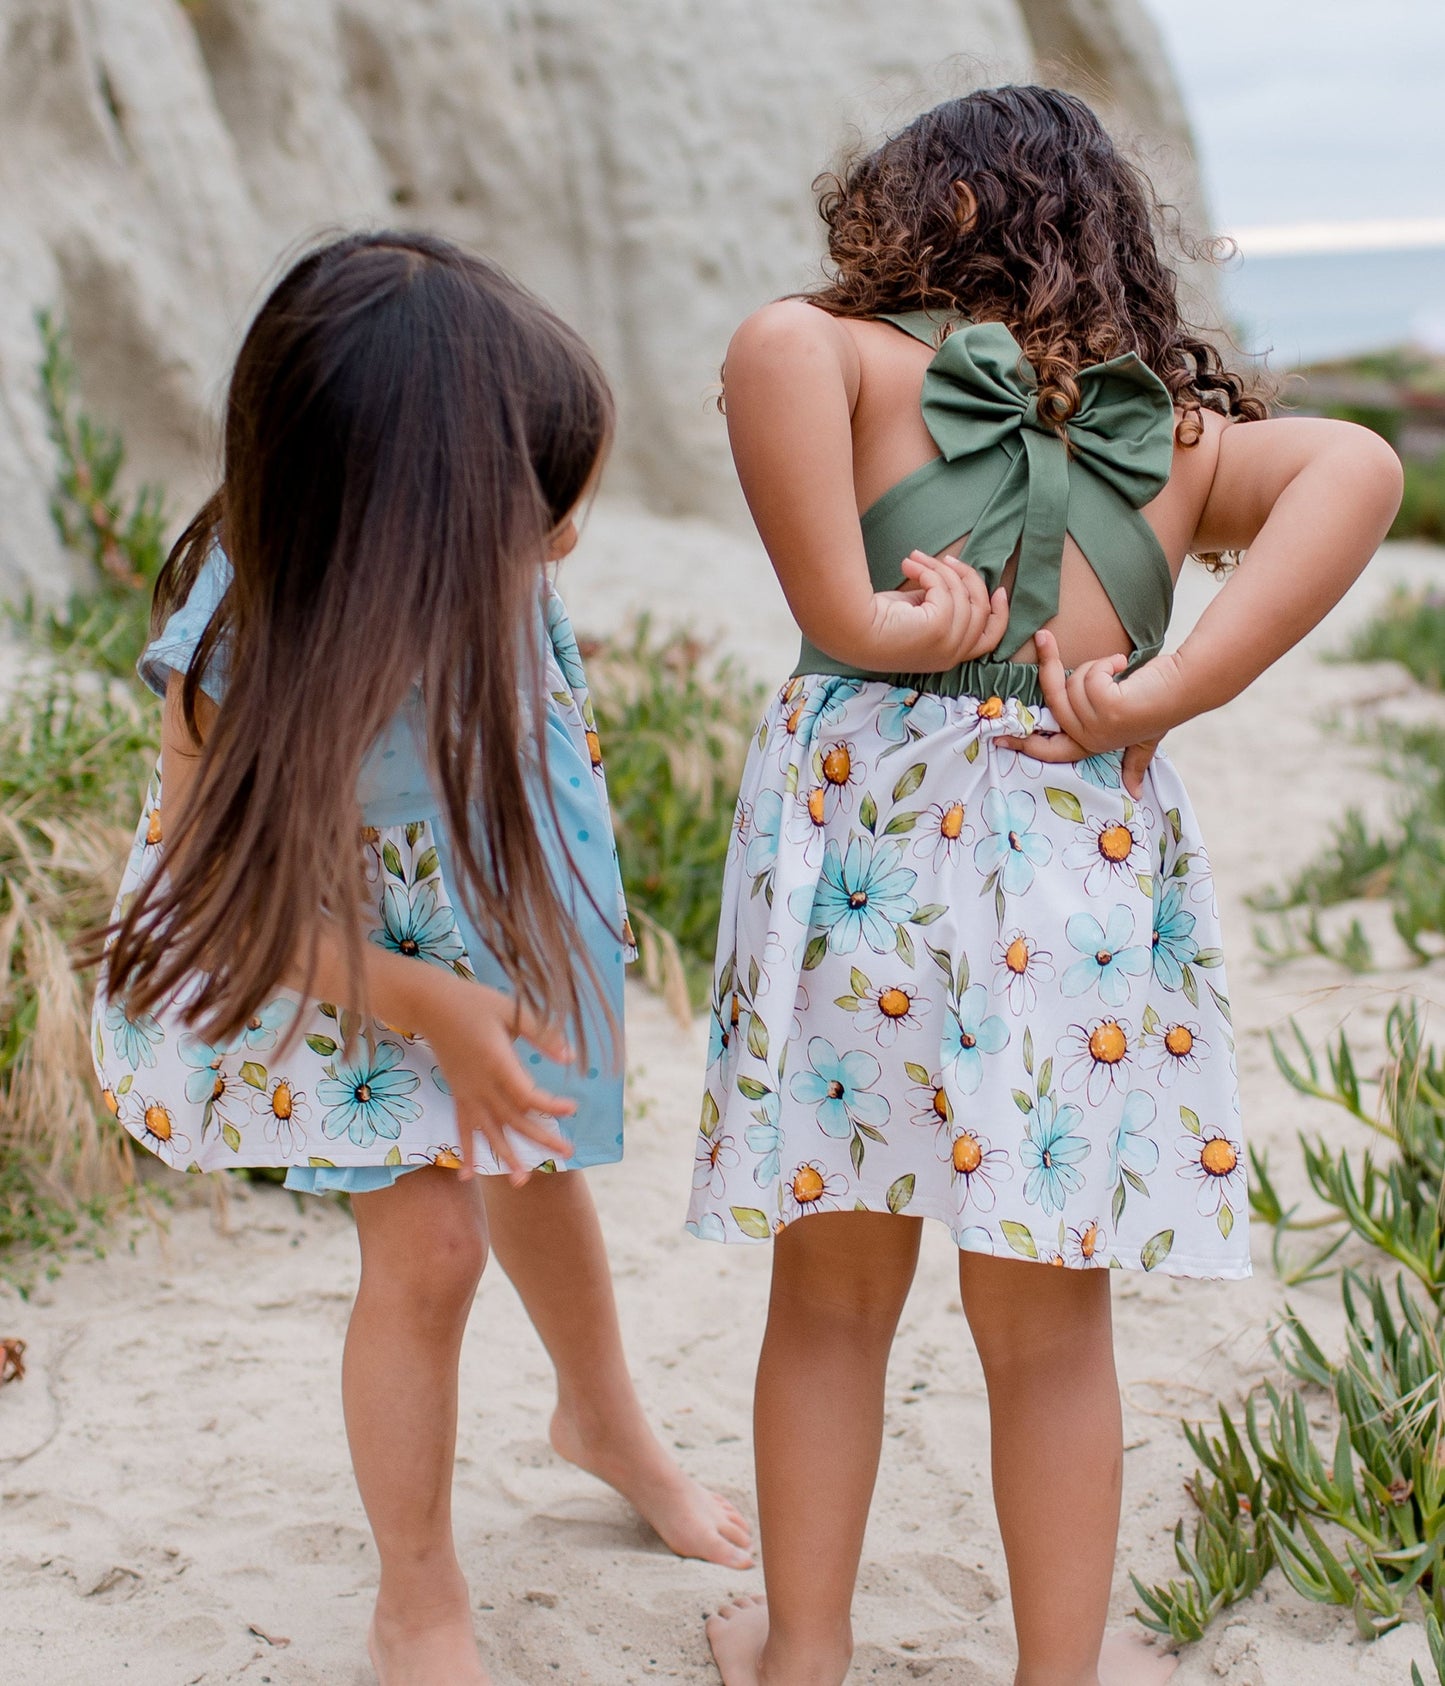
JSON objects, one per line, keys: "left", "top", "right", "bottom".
{"left": 687, "top": 673, "right": 1248, "bottom": 1280}
{"left": 93, "top": 578, "right": 634, "bottom": 1179}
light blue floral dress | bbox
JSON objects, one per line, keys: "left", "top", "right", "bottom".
{"left": 92, "top": 553, "right": 634, "bottom": 1189}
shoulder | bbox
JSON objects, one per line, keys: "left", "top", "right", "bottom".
{"left": 725, "top": 299, "right": 860, "bottom": 387}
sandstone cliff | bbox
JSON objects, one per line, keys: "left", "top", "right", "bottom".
{"left": 0, "top": 0, "right": 1208, "bottom": 596}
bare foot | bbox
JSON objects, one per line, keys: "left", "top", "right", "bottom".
{"left": 368, "top": 1599, "right": 491, "bottom": 1685}
{"left": 706, "top": 1594, "right": 769, "bottom": 1686}
{"left": 550, "top": 1404, "right": 754, "bottom": 1568}
{"left": 1099, "top": 1629, "right": 1179, "bottom": 1685}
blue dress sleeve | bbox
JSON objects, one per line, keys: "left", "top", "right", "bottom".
{"left": 137, "top": 548, "right": 234, "bottom": 702}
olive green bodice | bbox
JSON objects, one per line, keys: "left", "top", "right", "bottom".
{"left": 794, "top": 310, "right": 1178, "bottom": 702}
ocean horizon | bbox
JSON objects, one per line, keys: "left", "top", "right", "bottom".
{"left": 1219, "top": 244, "right": 1445, "bottom": 368}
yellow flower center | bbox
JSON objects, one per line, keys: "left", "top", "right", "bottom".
{"left": 585, "top": 730, "right": 603, "bottom": 768}
{"left": 951, "top": 1134, "right": 983, "bottom": 1175}
{"left": 1078, "top": 1221, "right": 1101, "bottom": 1259}
{"left": 806, "top": 787, "right": 827, "bottom": 827}
{"left": 786, "top": 704, "right": 805, "bottom": 735}
{"left": 977, "top": 694, "right": 1004, "bottom": 720}
{"left": 1164, "top": 1025, "right": 1195, "bottom": 1058}
{"left": 102, "top": 1088, "right": 119, "bottom": 1116}
{"left": 1004, "top": 936, "right": 1030, "bottom": 974}
{"left": 730, "top": 993, "right": 742, "bottom": 1027}
{"left": 1200, "top": 1137, "right": 1238, "bottom": 1178}
{"left": 822, "top": 746, "right": 852, "bottom": 786}
{"left": 271, "top": 1082, "right": 294, "bottom": 1121}
{"left": 939, "top": 802, "right": 965, "bottom": 840}
{"left": 211, "top": 1074, "right": 225, "bottom": 1102}
{"left": 878, "top": 987, "right": 911, "bottom": 1020}
{"left": 1088, "top": 1021, "right": 1128, "bottom": 1064}
{"left": 1098, "top": 823, "right": 1134, "bottom": 864}
{"left": 792, "top": 1165, "right": 826, "bottom": 1204}
{"left": 145, "top": 809, "right": 163, "bottom": 845}
{"left": 433, "top": 1148, "right": 463, "bottom": 1170}
{"left": 144, "top": 1103, "right": 173, "bottom": 1143}
{"left": 931, "top": 1087, "right": 949, "bottom": 1122}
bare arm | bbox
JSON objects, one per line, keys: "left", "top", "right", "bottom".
{"left": 724, "top": 300, "right": 1007, "bottom": 670}
{"left": 1033, "top": 414, "right": 1404, "bottom": 751}
{"left": 162, "top": 678, "right": 575, "bottom": 1180}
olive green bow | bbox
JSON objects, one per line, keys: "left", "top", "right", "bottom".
{"left": 919, "top": 321, "right": 1176, "bottom": 659}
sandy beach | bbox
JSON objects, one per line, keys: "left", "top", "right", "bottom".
{"left": 3, "top": 521, "right": 1444, "bottom": 1686}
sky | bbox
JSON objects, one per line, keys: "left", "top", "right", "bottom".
{"left": 1137, "top": 0, "right": 1445, "bottom": 243}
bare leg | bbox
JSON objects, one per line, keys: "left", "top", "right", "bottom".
{"left": 957, "top": 1253, "right": 1175, "bottom": 1686}
{"left": 707, "top": 1211, "right": 923, "bottom": 1686}
{"left": 347, "top": 1169, "right": 490, "bottom": 1686}
{"left": 480, "top": 1169, "right": 753, "bottom": 1567}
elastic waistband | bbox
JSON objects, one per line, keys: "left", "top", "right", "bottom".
{"left": 792, "top": 640, "right": 1045, "bottom": 706}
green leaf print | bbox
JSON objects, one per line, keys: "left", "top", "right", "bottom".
{"left": 882, "top": 812, "right": 919, "bottom": 837}
{"left": 850, "top": 967, "right": 872, "bottom": 997}
{"left": 784, "top": 761, "right": 799, "bottom": 794}
{"left": 850, "top": 1134, "right": 865, "bottom": 1177}
{"left": 1012, "top": 1087, "right": 1034, "bottom": 1114}
{"left": 1167, "top": 808, "right": 1183, "bottom": 844}
{"left": 700, "top": 1091, "right": 721, "bottom": 1131}
{"left": 747, "top": 957, "right": 761, "bottom": 999}
{"left": 1217, "top": 1203, "right": 1235, "bottom": 1240}
{"left": 1000, "top": 1220, "right": 1038, "bottom": 1259}
{"left": 1111, "top": 1179, "right": 1126, "bottom": 1226}
{"left": 964, "top": 737, "right": 980, "bottom": 764}
{"left": 1181, "top": 966, "right": 1200, "bottom": 1008}
{"left": 405, "top": 821, "right": 426, "bottom": 847}
{"left": 308, "top": 1157, "right": 337, "bottom": 1168}
{"left": 834, "top": 995, "right": 860, "bottom": 1012}
{"left": 1180, "top": 1106, "right": 1201, "bottom": 1136}
{"left": 221, "top": 1122, "right": 241, "bottom": 1152}
{"left": 306, "top": 1034, "right": 338, "bottom": 1057}
{"left": 904, "top": 1062, "right": 931, "bottom": 1086}
{"left": 892, "top": 763, "right": 927, "bottom": 801}
{"left": 746, "top": 1015, "right": 770, "bottom": 1061}
{"left": 318, "top": 1001, "right": 338, "bottom": 1020}
{"left": 385, "top": 1145, "right": 402, "bottom": 1167}
{"left": 1136, "top": 873, "right": 1154, "bottom": 899}
{"left": 955, "top": 953, "right": 971, "bottom": 997}
{"left": 731, "top": 1206, "right": 771, "bottom": 1239}
{"left": 1022, "top": 1026, "right": 1035, "bottom": 1076}
{"left": 736, "top": 1076, "right": 769, "bottom": 1102}
{"left": 117, "top": 1073, "right": 133, "bottom": 1096}
{"left": 802, "top": 934, "right": 828, "bottom": 972}
{"left": 855, "top": 1122, "right": 887, "bottom": 1144}
{"left": 1140, "top": 1229, "right": 1175, "bottom": 1271}
{"left": 1037, "top": 1057, "right": 1053, "bottom": 1097}
{"left": 382, "top": 840, "right": 406, "bottom": 882}
{"left": 886, "top": 1174, "right": 916, "bottom": 1214}
{"left": 912, "top": 902, "right": 946, "bottom": 925}
{"left": 239, "top": 1061, "right": 267, "bottom": 1090}
{"left": 925, "top": 941, "right": 954, "bottom": 987}
{"left": 993, "top": 882, "right": 1006, "bottom": 930}
{"left": 1141, "top": 1003, "right": 1161, "bottom": 1037}
{"left": 860, "top": 792, "right": 878, "bottom": 834}
{"left": 1044, "top": 787, "right": 1085, "bottom": 824}
{"left": 1209, "top": 982, "right": 1232, "bottom": 1024}
{"left": 94, "top": 1022, "right": 103, "bottom": 1064}
{"left": 894, "top": 925, "right": 916, "bottom": 965}
{"left": 1122, "top": 1167, "right": 1148, "bottom": 1196}
{"left": 1195, "top": 948, "right": 1224, "bottom": 969}
{"left": 413, "top": 846, "right": 440, "bottom": 883}
{"left": 340, "top": 1008, "right": 363, "bottom": 1045}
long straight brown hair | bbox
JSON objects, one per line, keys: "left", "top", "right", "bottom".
{"left": 101, "top": 231, "right": 615, "bottom": 1049}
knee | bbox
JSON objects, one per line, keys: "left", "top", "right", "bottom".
{"left": 771, "top": 1218, "right": 917, "bottom": 1342}
{"left": 965, "top": 1269, "right": 1114, "bottom": 1383}
{"left": 364, "top": 1199, "right": 488, "bottom": 1317}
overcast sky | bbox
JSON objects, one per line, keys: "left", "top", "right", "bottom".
{"left": 1137, "top": 0, "right": 1445, "bottom": 233}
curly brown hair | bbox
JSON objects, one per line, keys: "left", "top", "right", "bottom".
{"left": 809, "top": 84, "right": 1268, "bottom": 444}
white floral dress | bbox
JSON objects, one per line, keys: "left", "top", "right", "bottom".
{"left": 686, "top": 313, "right": 1248, "bottom": 1278}
{"left": 92, "top": 553, "right": 634, "bottom": 1184}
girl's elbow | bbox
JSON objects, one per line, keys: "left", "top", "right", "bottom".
{"left": 1338, "top": 422, "right": 1404, "bottom": 514}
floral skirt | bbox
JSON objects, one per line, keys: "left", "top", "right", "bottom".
{"left": 686, "top": 675, "right": 1249, "bottom": 1279}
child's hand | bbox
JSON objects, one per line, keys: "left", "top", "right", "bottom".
{"left": 870, "top": 551, "right": 1010, "bottom": 671}
{"left": 418, "top": 974, "right": 578, "bottom": 1185}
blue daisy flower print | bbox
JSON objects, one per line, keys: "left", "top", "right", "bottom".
{"left": 1077, "top": 752, "right": 1123, "bottom": 791}
{"left": 791, "top": 836, "right": 919, "bottom": 956}
{"left": 318, "top": 1041, "right": 423, "bottom": 1146}
{"left": 1020, "top": 1094, "right": 1091, "bottom": 1214}
{"left": 1108, "top": 1090, "right": 1160, "bottom": 1185}
{"left": 1152, "top": 880, "right": 1200, "bottom": 990}
{"left": 104, "top": 1001, "right": 164, "bottom": 1069}
{"left": 235, "top": 999, "right": 296, "bottom": 1054}
{"left": 744, "top": 788, "right": 785, "bottom": 878}
{"left": 876, "top": 687, "right": 947, "bottom": 744}
{"left": 789, "top": 1037, "right": 890, "bottom": 1138}
{"left": 178, "top": 1032, "right": 237, "bottom": 1107}
{"left": 744, "top": 1089, "right": 782, "bottom": 1186}
{"left": 973, "top": 788, "right": 1052, "bottom": 895}
{"left": 941, "top": 984, "right": 1009, "bottom": 1094}
{"left": 1061, "top": 905, "right": 1152, "bottom": 1007}
{"left": 374, "top": 882, "right": 468, "bottom": 968}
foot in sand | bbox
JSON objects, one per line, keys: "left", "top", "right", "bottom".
{"left": 1099, "top": 1630, "right": 1179, "bottom": 1685}
{"left": 368, "top": 1600, "right": 491, "bottom": 1686}
{"left": 706, "top": 1595, "right": 852, "bottom": 1686}
{"left": 550, "top": 1404, "right": 755, "bottom": 1568}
